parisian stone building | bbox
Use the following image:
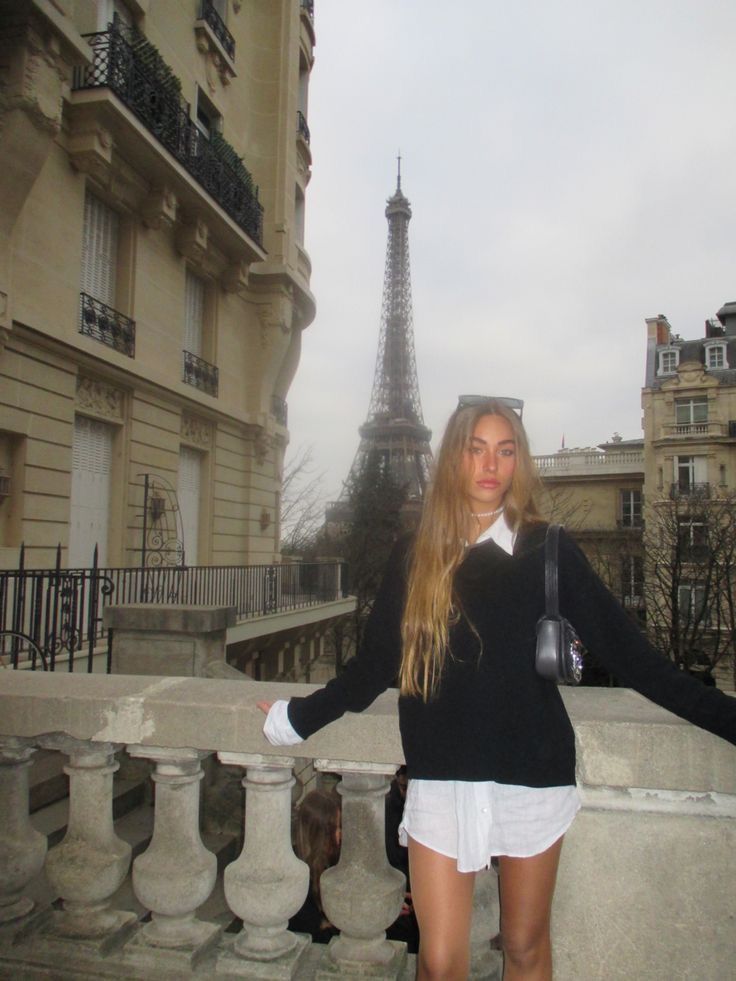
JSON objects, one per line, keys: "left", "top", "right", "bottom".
{"left": 0, "top": 0, "right": 315, "bottom": 570}
{"left": 536, "top": 300, "right": 736, "bottom": 689}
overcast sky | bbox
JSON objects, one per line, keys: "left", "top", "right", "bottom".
{"left": 285, "top": 0, "right": 736, "bottom": 502}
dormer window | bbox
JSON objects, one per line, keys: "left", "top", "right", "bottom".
{"left": 705, "top": 341, "right": 728, "bottom": 370}
{"left": 658, "top": 348, "right": 679, "bottom": 376}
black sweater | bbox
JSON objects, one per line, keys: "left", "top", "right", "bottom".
{"left": 288, "top": 525, "right": 736, "bottom": 787}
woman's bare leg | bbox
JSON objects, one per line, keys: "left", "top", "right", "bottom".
{"left": 497, "top": 836, "right": 564, "bottom": 981}
{"left": 408, "top": 836, "right": 476, "bottom": 981}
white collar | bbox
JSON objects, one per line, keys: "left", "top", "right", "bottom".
{"left": 472, "top": 511, "right": 516, "bottom": 555}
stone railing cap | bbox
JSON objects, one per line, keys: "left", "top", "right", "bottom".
{"left": 102, "top": 605, "right": 237, "bottom": 631}
{"left": 0, "top": 674, "right": 733, "bottom": 793}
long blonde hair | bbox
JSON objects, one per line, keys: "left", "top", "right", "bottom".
{"left": 399, "top": 400, "right": 542, "bottom": 700}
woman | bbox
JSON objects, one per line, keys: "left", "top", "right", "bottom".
{"left": 260, "top": 397, "right": 736, "bottom": 980}
{"left": 289, "top": 789, "right": 342, "bottom": 944}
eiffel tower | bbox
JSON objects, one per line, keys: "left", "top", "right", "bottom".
{"left": 327, "top": 161, "right": 432, "bottom": 527}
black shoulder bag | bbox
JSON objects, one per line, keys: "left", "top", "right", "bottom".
{"left": 535, "top": 524, "right": 585, "bottom": 685}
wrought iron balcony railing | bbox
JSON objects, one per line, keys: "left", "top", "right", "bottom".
{"left": 79, "top": 292, "right": 136, "bottom": 357}
{"left": 297, "top": 110, "right": 311, "bottom": 145}
{"left": 678, "top": 543, "right": 711, "bottom": 562}
{"left": 670, "top": 482, "right": 711, "bottom": 500}
{"left": 271, "top": 394, "right": 288, "bottom": 426}
{"left": 183, "top": 350, "right": 219, "bottom": 396}
{"left": 199, "top": 0, "right": 235, "bottom": 60}
{"left": 0, "top": 543, "right": 348, "bottom": 673}
{"left": 74, "top": 23, "right": 262, "bottom": 245}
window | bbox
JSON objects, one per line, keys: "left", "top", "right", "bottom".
{"left": 182, "top": 268, "right": 218, "bottom": 396}
{"left": 195, "top": 0, "right": 236, "bottom": 67}
{"left": 0, "top": 432, "right": 24, "bottom": 549}
{"left": 178, "top": 446, "right": 202, "bottom": 565}
{"left": 184, "top": 268, "right": 205, "bottom": 357}
{"left": 706, "top": 343, "right": 727, "bottom": 370}
{"left": 79, "top": 190, "right": 136, "bottom": 356}
{"left": 299, "top": 52, "right": 309, "bottom": 119}
{"left": 297, "top": 50, "right": 310, "bottom": 143}
{"left": 620, "top": 490, "right": 642, "bottom": 528}
{"left": 81, "top": 190, "right": 118, "bottom": 307}
{"left": 675, "top": 455, "right": 707, "bottom": 495}
{"left": 675, "top": 397, "right": 707, "bottom": 428}
{"left": 658, "top": 348, "right": 679, "bottom": 375}
{"left": 295, "top": 186, "right": 305, "bottom": 246}
{"left": 677, "top": 517, "right": 708, "bottom": 555}
{"left": 621, "top": 555, "right": 643, "bottom": 604}
{"left": 195, "top": 89, "right": 222, "bottom": 139}
{"left": 678, "top": 583, "right": 707, "bottom": 623}
{"left": 69, "top": 416, "right": 113, "bottom": 567}
{"left": 96, "top": 0, "right": 133, "bottom": 30}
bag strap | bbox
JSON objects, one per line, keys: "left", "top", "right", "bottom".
{"left": 544, "top": 524, "right": 561, "bottom": 618}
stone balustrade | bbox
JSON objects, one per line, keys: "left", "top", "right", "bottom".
{"left": 0, "top": 673, "right": 734, "bottom": 979}
{"left": 533, "top": 450, "right": 645, "bottom": 475}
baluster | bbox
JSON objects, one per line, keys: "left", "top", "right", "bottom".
{"left": 126, "top": 746, "right": 219, "bottom": 964}
{"left": 470, "top": 866, "right": 502, "bottom": 979}
{"left": 0, "top": 738, "right": 47, "bottom": 924}
{"left": 216, "top": 753, "right": 310, "bottom": 976}
{"left": 39, "top": 736, "right": 135, "bottom": 946}
{"left": 317, "top": 763, "right": 406, "bottom": 977}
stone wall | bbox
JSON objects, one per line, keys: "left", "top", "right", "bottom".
{"left": 0, "top": 674, "right": 734, "bottom": 979}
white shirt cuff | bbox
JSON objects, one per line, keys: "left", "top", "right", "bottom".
{"left": 263, "top": 699, "right": 304, "bottom": 746}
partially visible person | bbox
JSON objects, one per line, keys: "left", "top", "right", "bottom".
{"left": 385, "top": 765, "right": 409, "bottom": 876}
{"left": 289, "top": 789, "right": 341, "bottom": 944}
{"left": 385, "top": 765, "right": 420, "bottom": 954}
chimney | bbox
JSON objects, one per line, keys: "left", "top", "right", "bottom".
{"left": 716, "top": 302, "right": 736, "bottom": 337}
{"left": 645, "top": 314, "right": 671, "bottom": 346}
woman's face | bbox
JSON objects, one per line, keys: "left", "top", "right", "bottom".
{"left": 462, "top": 413, "right": 517, "bottom": 513}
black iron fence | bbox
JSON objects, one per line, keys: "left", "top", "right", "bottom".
{"left": 73, "top": 22, "right": 263, "bottom": 245}
{"left": 200, "top": 0, "right": 235, "bottom": 60}
{"left": 0, "top": 546, "right": 348, "bottom": 673}
{"left": 79, "top": 292, "right": 136, "bottom": 357}
{"left": 297, "top": 110, "right": 311, "bottom": 145}
{"left": 670, "top": 482, "right": 711, "bottom": 500}
{"left": 271, "top": 394, "right": 288, "bottom": 426}
{"left": 183, "top": 349, "right": 219, "bottom": 396}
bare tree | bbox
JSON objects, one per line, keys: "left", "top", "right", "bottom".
{"left": 280, "top": 445, "right": 327, "bottom": 556}
{"left": 536, "top": 484, "right": 593, "bottom": 530}
{"left": 643, "top": 490, "right": 736, "bottom": 681}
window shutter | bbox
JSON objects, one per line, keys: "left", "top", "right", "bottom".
{"left": 184, "top": 269, "right": 205, "bottom": 356}
{"left": 178, "top": 446, "right": 202, "bottom": 565}
{"left": 69, "top": 416, "right": 113, "bottom": 567}
{"left": 81, "top": 191, "right": 118, "bottom": 307}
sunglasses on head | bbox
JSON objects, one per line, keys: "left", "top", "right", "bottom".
{"left": 457, "top": 395, "right": 524, "bottom": 418}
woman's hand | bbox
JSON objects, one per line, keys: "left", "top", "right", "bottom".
{"left": 260, "top": 699, "right": 304, "bottom": 746}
